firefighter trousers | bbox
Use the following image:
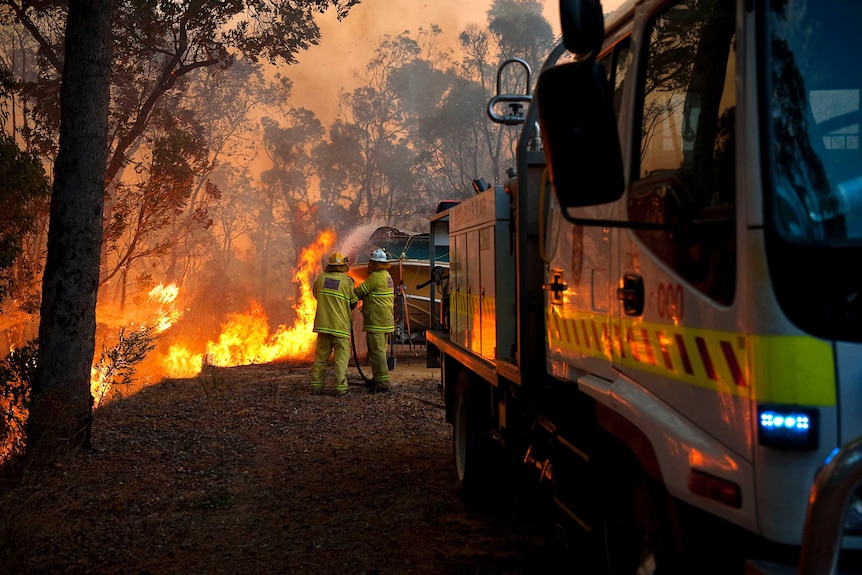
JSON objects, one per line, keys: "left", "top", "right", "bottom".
{"left": 365, "top": 332, "right": 390, "bottom": 389}
{"left": 311, "top": 333, "right": 350, "bottom": 394}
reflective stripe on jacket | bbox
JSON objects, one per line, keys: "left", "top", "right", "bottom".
{"left": 312, "top": 271, "right": 358, "bottom": 338}
{"left": 355, "top": 270, "right": 394, "bottom": 333}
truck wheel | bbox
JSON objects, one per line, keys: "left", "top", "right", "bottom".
{"left": 603, "top": 478, "right": 683, "bottom": 575}
{"left": 452, "top": 370, "right": 488, "bottom": 503}
{"left": 630, "top": 480, "right": 679, "bottom": 575}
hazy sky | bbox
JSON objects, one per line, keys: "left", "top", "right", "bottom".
{"left": 287, "top": 0, "right": 627, "bottom": 123}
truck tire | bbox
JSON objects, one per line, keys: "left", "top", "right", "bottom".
{"left": 452, "top": 369, "right": 490, "bottom": 504}
{"left": 602, "top": 477, "right": 684, "bottom": 575}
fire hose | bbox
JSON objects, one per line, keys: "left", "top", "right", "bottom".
{"left": 350, "top": 310, "right": 395, "bottom": 386}
{"left": 350, "top": 319, "right": 372, "bottom": 385}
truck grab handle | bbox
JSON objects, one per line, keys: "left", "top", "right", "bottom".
{"left": 797, "top": 436, "right": 862, "bottom": 574}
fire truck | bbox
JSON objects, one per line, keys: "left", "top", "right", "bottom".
{"left": 423, "top": 0, "right": 862, "bottom": 573}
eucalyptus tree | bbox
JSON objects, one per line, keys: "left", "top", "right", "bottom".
{"left": 0, "top": 127, "right": 50, "bottom": 308}
{"left": 0, "top": 0, "right": 359, "bottom": 292}
{"left": 343, "top": 32, "right": 418, "bottom": 223}
{"left": 256, "top": 108, "right": 324, "bottom": 315}
{"left": 0, "top": 0, "right": 359, "bottom": 461}
{"left": 101, "top": 107, "right": 209, "bottom": 309}
{"left": 441, "top": 0, "right": 556, "bottom": 185}
{"left": 158, "top": 59, "right": 287, "bottom": 299}
{"left": 487, "top": 0, "right": 556, "bottom": 74}
{"left": 313, "top": 118, "right": 364, "bottom": 236}
{"left": 316, "top": 27, "right": 458, "bottom": 237}
{"left": 0, "top": 27, "right": 50, "bottom": 347}
{"left": 419, "top": 76, "right": 495, "bottom": 196}
{"left": 0, "top": 63, "right": 49, "bottom": 311}
{"left": 25, "top": 0, "right": 113, "bottom": 462}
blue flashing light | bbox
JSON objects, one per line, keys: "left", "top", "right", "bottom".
{"left": 758, "top": 406, "right": 818, "bottom": 450}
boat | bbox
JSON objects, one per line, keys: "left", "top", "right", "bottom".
{"left": 347, "top": 225, "right": 450, "bottom": 346}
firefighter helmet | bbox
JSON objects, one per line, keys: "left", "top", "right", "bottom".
{"left": 328, "top": 252, "right": 348, "bottom": 266}
{"left": 369, "top": 248, "right": 388, "bottom": 262}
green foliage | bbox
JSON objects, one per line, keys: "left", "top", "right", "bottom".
{"left": 92, "top": 326, "right": 158, "bottom": 407}
{"left": 0, "top": 340, "right": 38, "bottom": 462}
{"left": 0, "top": 133, "right": 51, "bottom": 301}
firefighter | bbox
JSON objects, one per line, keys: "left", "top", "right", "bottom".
{"left": 311, "top": 252, "right": 359, "bottom": 396}
{"left": 355, "top": 248, "right": 395, "bottom": 392}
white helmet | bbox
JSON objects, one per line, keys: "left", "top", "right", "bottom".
{"left": 369, "top": 248, "right": 388, "bottom": 262}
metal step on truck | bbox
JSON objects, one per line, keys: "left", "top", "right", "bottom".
{"left": 423, "top": 0, "right": 862, "bottom": 573}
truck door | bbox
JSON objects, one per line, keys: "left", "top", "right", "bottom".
{"left": 544, "top": 34, "right": 631, "bottom": 384}
{"left": 612, "top": 0, "right": 751, "bottom": 459}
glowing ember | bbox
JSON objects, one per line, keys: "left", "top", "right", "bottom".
{"left": 161, "top": 230, "right": 336, "bottom": 377}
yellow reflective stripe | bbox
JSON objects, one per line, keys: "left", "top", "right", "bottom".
{"left": 365, "top": 325, "right": 393, "bottom": 333}
{"left": 319, "top": 289, "right": 352, "bottom": 301}
{"left": 749, "top": 335, "right": 835, "bottom": 406}
{"left": 615, "top": 318, "right": 748, "bottom": 398}
{"left": 451, "top": 293, "right": 496, "bottom": 315}
{"left": 315, "top": 327, "right": 350, "bottom": 338}
{"left": 547, "top": 308, "right": 836, "bottom": 405}
{"left": 548, "top": 308, "right": 612, "bottom": 361}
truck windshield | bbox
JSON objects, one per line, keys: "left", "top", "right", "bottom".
{"left": 768, "top": 0, "right": 862, "bottom": 243}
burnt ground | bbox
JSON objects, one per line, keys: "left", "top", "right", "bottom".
{"left": 0, "top": 349, "right": 563, "bottom": 575}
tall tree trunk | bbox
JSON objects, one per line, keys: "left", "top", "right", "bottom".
{"left": 26, "top": 0, "right": 114, "bottom": 463}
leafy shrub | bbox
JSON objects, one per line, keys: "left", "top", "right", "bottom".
{"left": 0, "top": 340, "right": 38, "bottom": 462}
{"left": 92, "top": 326, "right": 157, "bottom": 407}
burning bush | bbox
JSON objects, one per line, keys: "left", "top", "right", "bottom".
{"left": 91, "top": 326, "right": 158, "bottom": 407}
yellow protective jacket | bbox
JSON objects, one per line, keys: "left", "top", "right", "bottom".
{"left": 355, "top": 270, "right": 395, "bottom": 333}
{"left": 312, "top": 271, "right": 358, "bottom": 339}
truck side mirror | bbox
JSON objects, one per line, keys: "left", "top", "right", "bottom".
{"left": 536, "top": 59, "right": 624, "bottom": 209}
{"left": 559, "top": 0, "right": 605, "bottom": 55}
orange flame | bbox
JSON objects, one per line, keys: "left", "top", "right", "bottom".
{"left": 161, "top": 230, "right": 336, "bottom": 377}
{"left": 148, "top": 283, "right": 181, "bottom": 333}
{"left": 162, "top": 344, "right": 204, "bottom": 379}
{"left": 90, "top": 282, "right": 183, "bottom": 396}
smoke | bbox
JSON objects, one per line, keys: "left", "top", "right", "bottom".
{"left": 340, "top": 223, "right": 384, "bottom": 262}
{"left": 289, "top": 0, "right": 564, "bottom": 124}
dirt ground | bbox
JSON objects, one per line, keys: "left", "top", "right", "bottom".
{"left": 0, "top": 348, "right": 561, "bottom": 575}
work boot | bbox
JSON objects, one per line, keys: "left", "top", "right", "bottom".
{"left": 311, "top": 383, "right": 324, "bottom": 396}
{"left": 334, "top": 385, "right": 348, "bottom": 397}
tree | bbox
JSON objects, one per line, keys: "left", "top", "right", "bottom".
{"left": 418, "top": 76, "right": 494, "bottom": 194}
{"left": 0, "top": 128, "right": 50, "bottom": 303}
{"left": 2, "top": 0, "right": 359, "bottom": 182}
{"left": 1, "top": 0, "right": 360, "bottom": 306}
{"left": 451, "top": 1, "right": 555, "bottom": 184}
{"left": 0, "top": 35, "right": 51, "bottom": 347}
{"left": 252, "top": 109, "right": 323, "bottom": 315}
{"left": 487, "top": 0, "right": 555, "bottom": 73}
{"left": 315, "top": 29, "right": 457, "bottom": 235}
{"left": 101, "top": 108, "right": 209, "bottom": 308}
{"left": 176, "top": 60, "right": 284, "bottom": 265}
{"left": 26, "top": 0, "right": 114, "bottom": 462}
